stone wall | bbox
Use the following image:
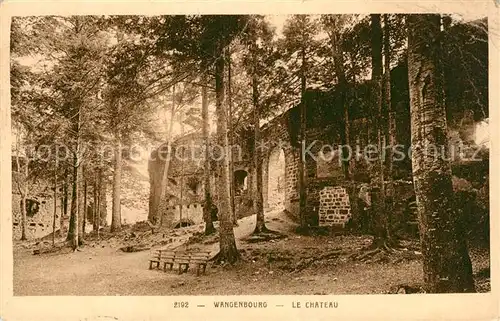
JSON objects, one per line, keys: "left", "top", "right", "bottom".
{"left": 318, "top": 186, "right": 352, "bottom": 227}
{"left": 163, "top": 203, "right": 204, "bottom": 227}
{"left": 260, "top": 113, "right": 301, "bottom": 218}
{"left": 12, "top": 192, "right": 62, "bottom": 240}
{"left": 266, "top": 148, "right": 285, "bottom": 210}
{"left": 148, "top": 87, "right": 418, "bottom": 230}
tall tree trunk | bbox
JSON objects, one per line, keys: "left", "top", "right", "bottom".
{"left": 20, "top": 194, "right": 27, "bottom": 241}
{"left": 370, "top": 14, "right": 388, "bottom": 245}
{"left": 110, "top": 32, "right": 123, "bottom": 233}
{"left": 252, "top": 44, "right": 266, "bottom": 234}
{"left": 97, "top": 170, "right": 103, "bottom": 238}
{"left": 63, "top": 169, "right": 68, "bottom": 217}
{"left": 52, "top": 160, "right": 57, "bottom": 246}
{"left": 155, "top": 84, "right": 176, "bottom": 226}
{"left": 111, "top": 122, "right": 122, "bottom": 232}
{"left": 78, "top": 167, "right": 86, "bottom": 244}
{"left": 60, "top": 168, "right": 68, "bottom": 235}
{"left": 328, "top": 17, "right": 359, "bottom": 229}
{"left": 99, "top": 170, "right": 107, "bottom": 226}
{"left": 67, "top": 155, "right": 78, "bottom": 242}
{"left": 77, "top": 161, "right": 85, "bottom": 245}
{"left": 60, "top": 195, "right": 64, "bottom": 235}
{"left": 72, "top": 104, "right": 84, "bottom": 249}
{"left": 15, "top": 136, "right": 28, "bottom": 241}
{"left": 179, "top": 111, "right": 185, "bottom": 225}
{"left": 202, "top": 71, "right": 215, "bottom": 235}
{"left": 82, "top": 177, "right": 87, "bottom": 234}
{"left": 329, "top": 18, "right": 350, "bottom": 178}
{"left": 226, "top": 47, "right": 237, "bottom": 225}
{"left": 74, "top": 164, "right": 81, "bottom": 249}
{"left": 93, "top": 176, "right": 99, "bottom": 232}
{"left": 22, "top": 156, "right": 29, "bottom": 241}
{"left": 383, "top": 14, "right": 395, "bottom": 239}
{"left": 407, "top": 13, "right": 475, "bottom": 293}
{"left": 298, "top": 39, "right": 308, "bottom": 230}
{"left": 215, "top": 40, "right": 239, "bottom": 263}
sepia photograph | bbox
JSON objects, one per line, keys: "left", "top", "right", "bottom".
{"left": 2, "top": 7, "right": 495, "bottom": 305}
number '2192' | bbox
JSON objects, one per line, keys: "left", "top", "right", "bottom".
{"left": 174, "top": 302, "right": 189, "bottom": 308}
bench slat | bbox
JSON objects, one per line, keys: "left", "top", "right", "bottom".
{"left": 149, "top": 250, "right": 211, "bottom": 274}
{"left": 162, "top": 258, "right": 175, "bottom": 262}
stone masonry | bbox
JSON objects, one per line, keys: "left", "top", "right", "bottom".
{"left": 149, "top": 88, "right": 416, "bottom": 229}
{"left": 318, "top": 186, "right": 351, "bottom": 226}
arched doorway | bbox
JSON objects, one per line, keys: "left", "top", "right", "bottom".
{"left": 233, "top": 170, "right": 249, "bottom": 196}
{"left": 267, "top": 148, "right": 286, "bottom": 211}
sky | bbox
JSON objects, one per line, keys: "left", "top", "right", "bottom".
{"left": 266, "top": 15, "right": 288, "bottom": 35}
{"left": 475, "top": 120, "right": 490, "bottom": 147}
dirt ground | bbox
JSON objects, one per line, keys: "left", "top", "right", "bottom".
{"left": 12, "top": 210, "right": 490, "bottom": 296}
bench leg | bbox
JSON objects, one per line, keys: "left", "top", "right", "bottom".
{"left": 196, "top": 265, "right": 201, "bottom": 277}
{"left": 178, "top": 264, "right": 183, "bottom": 274}
{"left": 202, "top": 264, "right": 207, "bottom": 275}
{"left": 169, "top": 263, "right": 173, "bottom": 270}
{"left": 184, "top": 264, "right": 189, "bottom": 273}
{"left": 163, "top": 262, "right": 167, "bottom": 272}
{"left": 149, "top": 261, "right": 153, "bottom": 270}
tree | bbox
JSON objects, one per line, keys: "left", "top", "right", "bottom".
{"left": 101, "top": 19, "right": 175, "bottom": 231}
{"left": 320, "top": 15, "right": 365, "bottom": 230}
{"left": 282, "top": 15, "right": 321, "bottom": 230}
{"left": 251, "top": 38, "right": 266, "bottom": 234}
{"left": 11, "top": 15, "right": 180, "bottom": 243}
{"left": 214, "top": 38, "right": 239, "bottom": 263}
{"left": 98, "top": 168, "right": 108, "bottom": 226}
{"left": 201, "top": 70, "right": 216, "bottom": 235}
{"left": 240, "top": 15, "right": 276, "bottom": 233}
{"left": 226, "top": 47, "right": 238, "bottom": 226}
{"left": 13, "top": 128, "right": 30, "bottom": 241}
{"left": 52, "top": 155, "right": 58, "bottom": 246}
{"left": 340, "top": 16, "right": 372, "bottom": 85}
{"left": 74, "top": 108, "right": 84, "bottom": 247}
{"left": 321, "top": 15, "right": 351, "bottom": 177}
{"left": 61, "top": 169, "right": 69, "bottom": 231}
{"left": 110, "top": 99, "right": 122, "bottom": 233}
{"left": 10, "top": 16, "right": 105, "bottom": 247}
{"left": 193, "top": 16, "right": 250, "bottom": 263}
{"left": 92, "top": 174, "right": 99, "bottom": 233}
{"left": 383, "top": 14, "right": 396, "bottom": 238}
{"left": 156, "top": 86, "right": 176, "bottom": 226}
{"left": 407, "top": 14, "right": 475, "bottom": 293}
{"left": 368, "top": 14, "right": 389, "bottom": 247}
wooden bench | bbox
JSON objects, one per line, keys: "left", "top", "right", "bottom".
{"left": 149, "top": 250, "right": 212, "bottom": 276}
{"left": 149, "top": 249, "right": 176, "bottom": 270}
{"left": 174, "top": 251, "right": 192, "bottom": 274}
{"left": 186, "top": 251, "right": 211, "bottom": 276}
{"left": 175, "top": 251, "right": 211, "bottom": 276}
{"left": 149, "top": 249, "right": 162, "bottom": 270}
{"left": 160, "top": 250, "right": 176, "bottom": 271}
